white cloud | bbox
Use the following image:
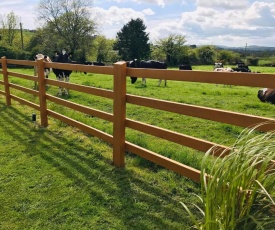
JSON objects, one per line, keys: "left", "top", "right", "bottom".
{"left": 91, "top": 6, "right": 146, "bottom": 26}
{"left": 91, "top": 6, "right": 148, "bottom": 37}
{"left": 195, "top": 0, "right": 249, "bottom": 9}
{"left": 107, "top": 0, "right": 180, "bottom": 8}
{"left": 0, "top": 0, "right": 23, "bottom": 6}
{"left": 142, "top": 8, "right": 155, "bottom": 15}
{"left": 245, "top": 2, "right": 275, "bottom": 27}
{"left": 147, "top": 1, "right": 275, "bottom": 46}
{"left": 133, "top": 0, "right": 166, "bottom": 7}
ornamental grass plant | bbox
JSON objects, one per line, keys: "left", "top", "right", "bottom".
{"left": 182, "top": 123, "right": 275, "bottom": 230}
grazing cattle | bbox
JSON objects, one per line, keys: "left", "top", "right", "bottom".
{"left": 214, "top": 62, "right": 224, "bottom": 70}
{"left": 179, "top": 64, "right": 192, "bottom": 70}
{"left": 34, "top": 53, "right": 52, "bottom": 79}
{"left": 85, "top": 61, "right": 105, "bottom": 66}
{"left": 214, "top": 67, "right": 234, "bottom": 87}
{"left": 258, "top": 88, "right": 275, "bottom": 104}
{"left": 232, "top": 61, "right": 251, "bottom": 72}
{"left": 52, "top": 49, "right": 72, "bottom": 96}
{"left": 84, "top": 61, "right": 105, "bottom": 74}
{"left": 127, "top": 60, "right": 168, "bottom": 86}
{"left": 214, "top": 67, "right": 234, "bottom": 72}
{"left": 126, "top": 60, "right": 139, "bottom": 84}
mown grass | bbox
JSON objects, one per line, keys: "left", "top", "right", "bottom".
{"left": 1, "top": 65, "right": 275, "bottom": 228}
{"left": 0, "top": 101, "right": 200, "bottom": 229}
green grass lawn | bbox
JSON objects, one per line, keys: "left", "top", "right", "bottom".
{"left": 1, "top": 65, "right": 275, "bottom": 229}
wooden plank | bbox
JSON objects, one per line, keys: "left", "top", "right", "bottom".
{"left": 46, "top": 79, "right": 114, "bottom": 99}
{"left": 1, "top": 56, "right": 11, "bottom": 105}
{"left": 113, "top": 61, "right": 127, "bottom": 167}
{"left": 126, "top": 119, "right": 231, "bottom": 157}
{"left": 0, "top": 90, "right": 5, "bottom": 96}
{"left": 126, "top": 68, "right": 275, "bottom": 88}
{"left": 6, "top": 59, "right": 36, "bottom": 67}
{"left": 126, "top": 95, "right": 275, "bottom": 132}
{"left": 8, "top": 71, "right": 37, "bottom": 82}
{"left": 45, "top": 62, "right": 114, "bottom": 75}
{"left": 37, "top": 59, "right": 48, "bottom": 127}
{"left": 10, "top": 94, "right": 40, "bottom": 110}
{"left": 125, "top": 141, "right": 201, "bottom": 182}
{"left": 0, "top": 80, "right": 4, "bottom": 85}
{"left": 47, "top": 109, "right": 113, "bottom": 144}
{"left": 46, "top": 94, "right": 114, "bottom": 122}
{"left": 9, "top": 83, "right": 40, "bottom": 96}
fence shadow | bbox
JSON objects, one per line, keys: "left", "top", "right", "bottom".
{"left": 0, "top": 101, "right": 198, "bottom": 228}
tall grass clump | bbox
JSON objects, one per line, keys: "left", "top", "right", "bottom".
{"left": 182, "top": 124, "right": 275, "bottom": 230}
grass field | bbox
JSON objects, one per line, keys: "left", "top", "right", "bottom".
{"left": 1, "top": 65, "right": 275, "bottom": 229}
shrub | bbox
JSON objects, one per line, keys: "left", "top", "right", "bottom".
{"left": 182, "top": 124, "right": 275, "bottom": 229}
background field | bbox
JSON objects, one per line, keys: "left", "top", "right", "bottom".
{"left": 1, "top": 65, "right": 275, "bottom": 229}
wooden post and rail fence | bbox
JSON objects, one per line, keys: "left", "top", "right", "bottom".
{"left": 0, "top": 56, "right": 274, "bottom": 182}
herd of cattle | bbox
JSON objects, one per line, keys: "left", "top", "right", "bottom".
{"left": 34, "top": 51, "right": 275, "bottom": 105}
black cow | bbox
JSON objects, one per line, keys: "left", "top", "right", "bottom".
{"left": 127, "top": 60, "right": 168, "bottom": 86}
{"left": 52, "top": 49, "right": 72, "bottom": 96}
{"left": 232, "top": 61, "right": 251, "bottom": 72}
{"left": 258, "top": 88, "right": 275, "bottom": 104}
{"left": 84, "top": 61, "right": 105, "bottom": 74}
{"left": 179, "top": 64, "right": 192, "bottom": 70}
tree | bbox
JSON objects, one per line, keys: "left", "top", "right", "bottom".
{"left": 150, "top": 44, "right": 166, "bottom": 62}
{"left": 196, "top": 45, "right": 217, "bottom": 65}
{"left": 26, "top": 28, "right": 55, "bottom": 58}
{"left": 154, "top": 34, "right": 188, "bottom": 66}
{"left": 0, "top": 11, "right": 20, "bottom": 46}
{"left": 89, "top": 35, "right": 115, "bottom": 62}
{"left": 217, "top": 50, "right": 241, "bottom": 65}
{"left": 35, "top": 0, "right": 96, "bottom": 60}
{"left": 114, "top": 18, "right": 150, "bottom": 61}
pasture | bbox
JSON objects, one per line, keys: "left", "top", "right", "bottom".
{"left": 0, "top": 65, "right": 275, "bottom": 228}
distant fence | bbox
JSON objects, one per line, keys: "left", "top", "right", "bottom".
{"left": 1, "top": 56, "right": 275, "bottom": 182}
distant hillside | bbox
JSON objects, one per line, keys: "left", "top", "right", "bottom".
{"left": 216, "top": 45, "right": 275, "bottom": 52}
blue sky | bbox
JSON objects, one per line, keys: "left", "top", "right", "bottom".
{"left": 1, "top": 0, "right": 275, "bottom": 47}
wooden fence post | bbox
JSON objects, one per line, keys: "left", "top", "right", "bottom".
{"left": 1, "top": 56, "right": 11, "bottom": 106}
{"left": 37, "top": 59, "right": 48, "bottom": 127}
{"left": 34, "top": 62, "right": 38, "bottom": 90}
{"left": 113, "top": 61, "right": 127, "bottom": 167}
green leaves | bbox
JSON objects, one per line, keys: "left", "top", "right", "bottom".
{"left": 183, "top": 125, "right": 275, "bottom": 229}
{"left": 114, "top": 18, "right": 150, "bottom": 61}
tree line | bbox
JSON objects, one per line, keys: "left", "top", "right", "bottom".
{"left": 0, "top": 0, "right": 272, "bottom": 66}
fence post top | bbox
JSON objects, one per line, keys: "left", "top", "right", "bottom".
{"left": 114, "top": 61, "right": 126, "bottom": 66}
{"left": 1, "top": 56, "right": 6, "bottom": 59}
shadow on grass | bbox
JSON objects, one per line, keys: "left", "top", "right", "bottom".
{"left": 0, "top": 101, "right": 198, "bottom": 229}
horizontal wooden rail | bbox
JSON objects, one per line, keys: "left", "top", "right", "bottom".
{"left": 8, "top": 71, "right": 37, "bottom": 82}
{"left": 47, "top": 109, "right": 114, "bottom": 144}
{"left": 0, "top": 80, "right": 4, "bottom": 85}
{"left": 0, "top": 70, "right": 3, "bottom": 74}
{"left": 6, "top": 59, "right": 36, "bottom": 67}
{"left": 44, "top": 62, "right": 114, "bottom": 75}
{"left": 126, "top": 94, "right": 275, "bottom": 132}
{"left": 46, "top": 94, "right": 114, "bottom": 122}
{"left": 125, "top": 141, "right": 201, "bottom": 182}
{"left": 46, "top": 79, "right": 114, "bottom": 99}
{"left": 0, "top": 90, "right": 5, "bottom": 96}
{"left": 10, "top": 94, "right": 40, "bottom": 110}
{"left": 127, "top": 68, "right": 275, "bottom": 88}
{"left": 9, "top": 83, "right": 40, "bottom": 96}
{"left": 126, "top": 118, "right": 231, "bottom": 157}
